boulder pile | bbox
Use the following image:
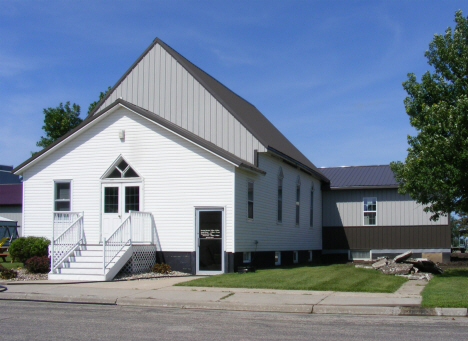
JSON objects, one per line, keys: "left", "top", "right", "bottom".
{"left": 356, "top": 251, "right": 443, "bottom": 280}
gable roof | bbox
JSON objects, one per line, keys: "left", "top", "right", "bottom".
{"left": 88, "top": 38, "right": 328, "bottom": 182}
{"left": 14, "top": 38, "right": 328, "bottom": 182}
{"left": 319, "top": 165, "right": 398, "bottom": 189}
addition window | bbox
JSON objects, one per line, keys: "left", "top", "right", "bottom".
{"left": 243, "top": 252, "right": 251, "bottom": 263}
{"left": 363, "top": 197, "right": 377, "bottom": 225}
{"left": 277, "top": 168, "right": 283, "bottom": 223}
{"left": 295, "top": 177, "right": 301, "bottom": 225}
{"left": 54, "top": 181, "right": 71, "bottom": 211}
{"left": 310, "top": 185, "right": 314, "bottom": 227}
{"left": 247, "top": 181, "right": 254, "bottom": 220}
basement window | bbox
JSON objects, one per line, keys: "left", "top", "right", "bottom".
{"left": 293, "top": 251, "right": 299, "bottom": 264}
{"left": 275, "top": 251, "right": 281, "bottom": 266}
{"left": 243, "top": 252, "right": 251, "bottom": 263}
{"left": 349, "top": 250, "right": 371, "bottom": 261}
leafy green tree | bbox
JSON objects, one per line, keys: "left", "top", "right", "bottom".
{"left": 88, "top": 86, "right": 111, "bottom": 115}
{"left": 36, "top": 102, "right": 82, "bottom": 149}
{"left": 450, "top": 213, "right": 468, "bottom": 246}
{"left": 391, "top": 10, "right": 468, "bottom": 220}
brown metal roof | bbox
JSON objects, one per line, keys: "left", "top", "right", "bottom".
{"left": 319, "top": 165, "right": 398, "bottom": 189}
{"left": 87, "top": 38, "right": 328, "bottom": 182}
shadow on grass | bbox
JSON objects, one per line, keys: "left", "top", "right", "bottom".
{"left": 438, "top": 269, "right": 468, "bottom": 278}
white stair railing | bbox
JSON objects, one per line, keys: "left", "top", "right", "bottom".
{"left": 51, "top": 212, "right": 84, "bottom": 271}
{"left": 103, "top": 215, "right": 132, "bottom": 273}
{"left": 130, "top": 211, "right": 154, "bottom": 244}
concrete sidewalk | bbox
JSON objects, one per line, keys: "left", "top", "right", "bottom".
{"left": 0, "top": 276, "right": 466, "bottom": 317}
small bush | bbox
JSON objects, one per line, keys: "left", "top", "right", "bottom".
{"left": 9, "top": 237, "right": 50, "bottom": 264}
{"left": 1, "top": 268, "right": 17, "bottom": 280}
{"left": 25, "top": 256, "right": 51, "bottom": 274}
{"left": 152, "top": 263, "right": 171, "bottom": 274}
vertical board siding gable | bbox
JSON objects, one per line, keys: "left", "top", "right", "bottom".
{"left": 96, "top": 43, "right": 266, "bottom": 166}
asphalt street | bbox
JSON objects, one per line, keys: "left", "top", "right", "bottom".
{"left": 1, "top": 300, "right": 466, "bottom": 340}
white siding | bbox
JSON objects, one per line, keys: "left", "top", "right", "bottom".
{"left": 96, "top": 44, "right": 267, "bottom": 165}
{"left": 22, "top": 107, "right": 235, "bottom": 251}
{"left": 0, "top": 206, "right": 22, "bottom": 236}
{"left": 322, "top": 189, "right": 448, "bottom": 227}
{"left": 234, "top": 153, "right": 322, "bottom": 252}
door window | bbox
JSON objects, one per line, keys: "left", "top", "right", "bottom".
{"left": 104, "top": 187, "right": 119, "bottom": 213}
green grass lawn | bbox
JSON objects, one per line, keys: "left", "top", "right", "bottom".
{"left": 421, "top": 268, "right": 468, "bottom": 308}
{"left": 177, "top": 264, "right": 407, "bottom": 293}
{"left": 0, "top": 254, "right": 23, "bottom": 270}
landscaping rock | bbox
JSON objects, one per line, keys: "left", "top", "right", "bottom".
{"left": 394, "top": 251, "right": 413, "bottom": 263}
{"left": 380, "top": 263, "right": 414, "bottom": 275}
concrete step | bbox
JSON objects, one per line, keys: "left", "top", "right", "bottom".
{"left": 54, "top": 267, "right": 109, "bottom": 275}
{"left": 48, "top": 273, "right": 107, "bottom": 281}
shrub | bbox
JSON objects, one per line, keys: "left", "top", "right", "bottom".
{"left": 1, "top": 268, "right": 17, "bottom": 280}
{"left": 25, "top": 256, "right": 51, "bottom": 274}
{"left": 9, "top": 237, "right": 50, "bottom": 264}
{"left": 152, "top": 263, "right": 171, "bottom": 274}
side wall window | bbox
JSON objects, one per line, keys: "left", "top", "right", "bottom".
{"left": 295, "top": 177, "right": 301, "bottom": 225}
{"left": 310, "top": 185, "right": 314, "bottom": 227}
{"left": 277, "top": 168, "right": 284, "bottom": 223}
{"left": 363, "top": 197, "right": 377, "bottom": 225}
{"left": 248, "top": 181, "right": 254, "bottom": 220}
{"left": 54, "top": 181, "right": 71, "bottom": 211}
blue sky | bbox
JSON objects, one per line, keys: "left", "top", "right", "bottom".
{"left": 1, "top": 0, "right": 466, "bottom": 169}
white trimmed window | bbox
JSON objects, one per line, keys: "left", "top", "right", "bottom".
{"left": 247, "top": 181, "right": 254, "bottom": 220}
{"left": 363, "top": 197, "right": 377, "bottom": 225}
{"left": 243, "top": 252, "right": 251, "bottom": 263}
{"left": 293, "top": 251, "right": 299, "bottom": 264}
{"left": 54, "top": 181, "right": 71, "bottom": 211}
{"left": 275, "top": 251, "right": 281, "bottom": 265}
{"left": 310, "top": 185, "right": 314, "bottom": 227}
{"left": 277, "top": 168, "right": 283, "bottom": 223}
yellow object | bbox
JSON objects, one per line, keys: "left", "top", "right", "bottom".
{"left": 0, "top": 237, "right": 9, "bottom": 247}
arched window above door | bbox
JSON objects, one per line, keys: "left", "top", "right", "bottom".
{"left": 101, "top": 156, "right": 140, "bottom": 179}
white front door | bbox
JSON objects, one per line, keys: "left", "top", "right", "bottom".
{"left": 101, "top": 183, "right": 142, "bottom": 241}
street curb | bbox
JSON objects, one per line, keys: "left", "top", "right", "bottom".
{"left": 1, "top": 294, "right": 467, "bottom": 316}
{"left": 313, "top": 305, "right": 401, "bottom": 316}
{"left": 117, "top": 298, "right": 313, "bottom": 313}
{"left": 0, "top": 293, "right": 117, "bottom": 305}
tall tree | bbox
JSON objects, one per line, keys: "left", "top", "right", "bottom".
{"left": 88, "top": 86, "right": 111, "bottom": 115}
{"left": 36, "top": 102, "right": 82, "bottom": 149}
{"left": 391, "top": 10, "right": 468, "bottom": 220}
